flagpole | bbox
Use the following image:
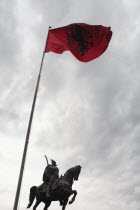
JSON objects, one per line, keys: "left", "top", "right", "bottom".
{"left": 13, "top": 27, "right": 50, "bottom": 210}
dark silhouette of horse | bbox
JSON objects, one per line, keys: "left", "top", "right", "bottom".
{"left": 27, "top": 165, "right": 81, "bottom": 210}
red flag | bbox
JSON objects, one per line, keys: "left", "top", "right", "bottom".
{"left": 45, "top": 23, "right": 112, "bottom": 62}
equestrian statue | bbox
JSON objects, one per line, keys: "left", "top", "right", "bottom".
{"left": 27, "top": 156, "right": 81, "bottom": 210}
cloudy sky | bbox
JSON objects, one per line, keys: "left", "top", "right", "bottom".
{"left": 0, "top": 0, "right": 140, "bottom": 210}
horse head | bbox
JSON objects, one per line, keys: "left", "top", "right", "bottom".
{"left": 65, "top": 165, "right": 81, "bottom": 181}
{"left": 73, "top": 165, "right": 81, "bottom": 181}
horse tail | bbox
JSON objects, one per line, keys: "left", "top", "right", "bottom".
{"left": 27, "top": 186, "right": 37, "bottom": 208}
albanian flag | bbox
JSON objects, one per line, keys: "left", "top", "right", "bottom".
{"left": 45, "top": 23, "right": 112, "bottom": 62}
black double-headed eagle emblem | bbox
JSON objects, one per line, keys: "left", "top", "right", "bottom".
{"left": 66, "top": 24, "right": 94, "bottom": 57}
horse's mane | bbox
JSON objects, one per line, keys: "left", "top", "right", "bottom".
{"left": 64, "top": 165, "right": 81, "bottom": 176}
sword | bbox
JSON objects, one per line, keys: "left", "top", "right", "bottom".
{"left": 44, "top": 155, "right": 49, "bottom": 165}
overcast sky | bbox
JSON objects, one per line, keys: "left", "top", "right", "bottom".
{"left": 0, "top": 0, "right": 140, "bottom": 210}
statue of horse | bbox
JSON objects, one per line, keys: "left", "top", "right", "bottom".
{"left": 27, "top": 165, "right": 81, "bottom": 210}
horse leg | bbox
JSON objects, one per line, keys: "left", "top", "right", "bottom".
{"left": 44, "top": 200, "right": 51, "bottom": 210}
{"left": 69, "top": 190, "right": 77, "bottom": 204}
{"left": 59, "top": 200, "right": 63, "bottom": 206}
{"left": 33, "top": 199, "right": 41, "bottom": 210}
{"left": 62, "top": 198, "right": 68, "bottom": 210}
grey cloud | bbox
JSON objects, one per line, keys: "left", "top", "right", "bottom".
{"left": 0, "top": 0, "right": 20, "bottom": 67}
{"left": 1, "top": 0, "right": 140, "bottom": 210}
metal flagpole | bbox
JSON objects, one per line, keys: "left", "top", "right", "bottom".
{"left": 13, "top": 27, "right": 50, "bottom": 210}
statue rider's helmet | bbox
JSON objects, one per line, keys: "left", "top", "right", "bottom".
{"left": 51, "top": 159, "right": 57, "bottom": 167}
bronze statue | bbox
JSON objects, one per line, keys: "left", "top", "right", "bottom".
{"left": 27, "top": 163, "right": 81, "bottom": 210}
{"left": 42, "top": 158, "right": 59, "bottom": 199}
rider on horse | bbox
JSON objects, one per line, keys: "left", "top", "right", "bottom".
{"left": 43, "top": 159, "right": 59, "bottom": 199}
{"left": 27, "top": 165, "right": 81, "bottom": 210}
